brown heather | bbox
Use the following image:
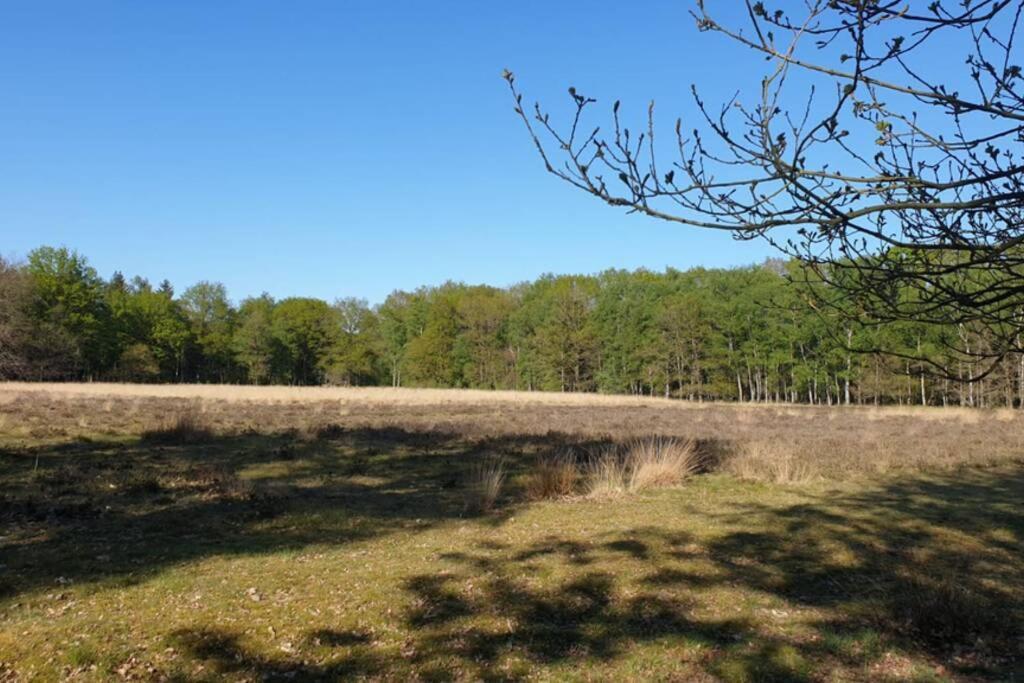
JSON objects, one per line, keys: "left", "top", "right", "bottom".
{"left": 3, "top": 382, "right": 1022, "bottom": 480}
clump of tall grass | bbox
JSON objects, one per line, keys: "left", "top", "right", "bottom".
{"left": 463, "top": 457, "right": 506, "bottom": 514}
{"left": 525, "top": 450, "right": 579, "bottom": 500}
{"left": 583, "top": 445, "right": 630, "bottom": 498}
{"left": 584, "top": 437, "right": 700, "bottom": 497}
{"left": 626, "top": 437, "right": 701, "bottom": 491}
{"left": 724, "top": 440, "right": 815, "bottom": 484}
{"left": 141, "top": 410, "right": 214, "bottom": 445}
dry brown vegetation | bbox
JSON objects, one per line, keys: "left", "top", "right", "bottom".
{"left": 623, "top": 437, "right": 702, "bottom": 491}
{"left": 524, "top": 450, "right": 579, "bottom": 500}
{"left": 575, "top": 438, "right": 703, "bottom": 498}
{"left": 3, "top": 382, "right": 1022, "bottom": 482}
{"left": 523, "top": 438, "right": 702, "bottom": 501}
{"left": 140, "top": 407, "right": 215, "bottom": 445}
{"left": 462, "top": 457, "right": 506, "bottom": 514}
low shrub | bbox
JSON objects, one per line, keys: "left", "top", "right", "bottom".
{"left": 314, "top": 423, "right": 346, "bottom": 440}
{"left": 119, "top": 472, "right": 163, "bottom": 496}
{"left": 247, "top": 483, "right": 288, "bottom": 519}
{"left": 181, "top": 464, "right": 254, "bottom": 500}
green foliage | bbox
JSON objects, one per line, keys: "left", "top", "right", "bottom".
{"left": 0, "top": 256, "right": 76, "bottom": 379}
{"left": 232, "top": 294, "right": 282, "bottom": 385}
{"left": 272, "top": 298, "right": 341, "bottom": 385}
{"left": 533, "top": 276, "right": 599, "bottom": 392}
{"left": 25, "top": 246, "right": 114, "bottom": 378}
{"left": 181, "top": 281, "right": 237, "bottom": 382}
{"left": 111, "top": 280, "right": 191, "bottom": 381}
{"left": 325, "top": 297, "right": 380, "bottom": 386}
{"left": 6, "top": 245, "right": 1019, "bottom": 407}
{"left": 405, "top": 289, "right": 460, "bottom": 387}
{"left": 113, "top": 343, "right": 161, "bottom": 382}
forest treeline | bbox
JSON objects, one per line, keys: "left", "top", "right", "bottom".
{"left": 2, "top": 246, "right": 1019, "bottom": 407}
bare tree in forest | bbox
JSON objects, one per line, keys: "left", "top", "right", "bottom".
{"left": 506, "top": 0, "right": 1024, "bottom": 377}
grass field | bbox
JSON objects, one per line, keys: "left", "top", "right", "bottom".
{"left": 1, "top": 384, "right": 1022, "bottom": 681}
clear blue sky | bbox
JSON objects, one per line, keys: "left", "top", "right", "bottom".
{"left": 1, "top": 1, "right": 777, "bottom": 304}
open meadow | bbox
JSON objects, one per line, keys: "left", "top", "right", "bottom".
{"left": 1, "top": 383, "right": 1022, "bottom": 681}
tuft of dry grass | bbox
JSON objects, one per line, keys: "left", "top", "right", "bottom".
{"left": 525, "top": 450, "right": 579, "bottom": 500}
{"left": 582, "top": 445, "right": 630, "bottom": 498}
{"left": 625, "top": 437, "right": 700, "bottom": 491}
{"left": 141, "top": 410, "right": 214, "bottom": 445}
{"left": 463, "top": 458, "right": 506, "bottom": 514}
{"left": 583, "top": 437, "right": 700, "bottom": 497}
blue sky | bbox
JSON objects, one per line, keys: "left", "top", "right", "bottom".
{"left": 1, "top": 1, "right": 778, "bottom": 304}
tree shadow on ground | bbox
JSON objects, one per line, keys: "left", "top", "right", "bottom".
{"left": 708, "top": 470, "right": 1024, "bottom": 661}
{"left": 462, "top": 470, "right": 1016, "bottom": 679}
{"left": 0, "top": 427, "right": 612, "bottom": 600}
{"left": 3, "top": 429, "right": 1023, "bottom": 680}
{"left": 163, "top": 468, "right": 1024, "bottom": 681}
{"left": 164, "top": 627, "right": 385, "bottom": 682}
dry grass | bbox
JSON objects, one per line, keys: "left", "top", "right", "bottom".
{"left": 2, "top": 382, "right": 1024, "bottom": 483}
{"left": 524, "top": 450, "right": 579, "bottom": 500}
{"left": 724, "top": 440, "right": 817, "bottom": 484}
{"left": 582, "top": 437, "right": 701, "bottom": 497}
{"left": 463, "top": 457, "right": 506, "bottom": 514}
{"left": 625, "top": 437, "right": 700, "bottom": 491}
{"left": 582, "top": 445, "right": 631, "bottom": 498}
{"left": 0, "top": 381, "right": 686, "bottom": 407}
{"left": 140, "top": 409, "right": 214, "bottom": 445}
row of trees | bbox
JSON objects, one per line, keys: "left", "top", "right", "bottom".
{"left": 2, "top": 246, "right": 1019, "bottom": 407}
{"left": 0, "top": 247, "right": 378, "bottom": 387}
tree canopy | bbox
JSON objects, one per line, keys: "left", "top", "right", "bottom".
{"left": 1, "top": 245, "right": 1019, "bottom": 408}
{"left": 506, "top": 0, "right": 1024, "bottom": 376}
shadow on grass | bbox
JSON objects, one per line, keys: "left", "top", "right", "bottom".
{"left": 442, "top": 470, "right": 1021, "bottom": 679}
{"left": 0, "top": 427, "right": 613, "bottom": 600}
{"left": 2, "top": 428, "right": 1023, "bottom": 680}
{"left": 194, "top": 471, "right": 1023, "bottom": 680}
{"left": 166, "top": 627, "right": 385, "bottom": 681}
